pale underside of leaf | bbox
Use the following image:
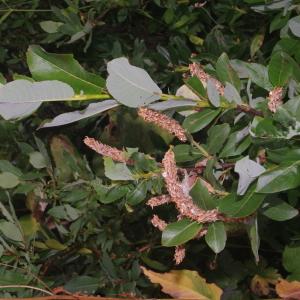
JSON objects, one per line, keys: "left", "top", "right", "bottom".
{"left": 41, "top": 100, "right": 119, "bottom": 128}
{"left": 106, "top": 57, "right": 162, "bottom": 107}
{"left": 0, "top": 80, "right": 74, "bottom": 120}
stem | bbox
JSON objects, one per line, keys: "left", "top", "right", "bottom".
{"left": 70, "top": 94, "right": 111, "bottom": 101}
{"left": 0, "top": 9, "right": 52, "bottom": 12}
{"left": 191, "top": 139, "right": 211, "bottom": 158}
{"left": 0, "top": 285, "right": 53, "bottom": 296}
{"left": 160, "top": 93, "right": 186, "bottom": 100}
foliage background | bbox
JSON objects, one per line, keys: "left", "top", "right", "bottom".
{"left": 0, "top": 0, "right": 300, "bottom": 299}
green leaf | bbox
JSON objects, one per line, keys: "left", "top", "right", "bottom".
{"left": 250, "top": 32, "right": 264, "bottom": 58}
{"left": 216, "top": 53, "right": 241, "bottom": 91}
{"left": 245, "top": 63, "right": 273, "bottom": 91}
{"left": 0, "top": 80, "right": 74, "bottom": 120}
{"left": 106, "top": 57, "right": 162, "bottom": 107}
{"left": 0, "top": 172, "right": 20, "bottom": 189}
{"left": 267, "top": 147, "right": 300, "bottom": 163}
{"left": 190, "top": 179, "right": 216, "bottom": 210}
{"left": 183, "top": 109, "right": 221, "bottom": 133}
{"left": 19, "top": 215, "right": 39, "bottom": 236}
{"left": 104, "top": 157, "right": 134, "bottom": 181}
{"left": 39, "top": 20, "right": 63, "bottom": 33}
{"left": 283, "top": 244, "right": 300, "bottom": 280}
{"left": 92, "top": 181, "right": 129, "bottom": 204}
{"left": 65, "top": 276, "right": 99, "bottom": 294}
{"left": 262, "top": 198, "right": 298, "bottom": 221}
{"left": 268, "top": 51, "right": 293, "bottom": 86}
{"left": 289, "top": 16, "right": 300, "bottom": 38}
{"left": 45, "top": 239, "right": 67, "bottom": 250}
{"left": 173, "top": 144, "right": 202, "bottom": 163}
{"left": 29, "top": 151, "right": 47, "bottom": 169}
{"left": 0, "top": 269, "right": 31, "bottom": 285}
{"left": 219, "top": 127, "right": 251, "bottom": 158}
{"left": 0, "top": 221, "right": 23, "bottom": 242}
{"left": 270, "top": 12, "right": 290, "bottom": 33}
{"left": 207, "top": 79, "right": 220, "bottom": 107}
{"left": 48, "top": 204, "right": 80, "bottom": 221}
{"left": 0, "top": 160, "right": 23, "bottom": 177}
{"left": 205, "top": 222, "right": 226, "bottom": 254}
{"left": 27, "top": 45, "right": 105, "bottom": 94}
{"left": 185, "top": 76, "right": 206, "bottom": 98}
{"left": 234, "top": 156, "right": 265, "bottom": 195}
{"left": 223, "top": 83, "right": 242, "bottom": 104}
{"left": 207, "top": 123, "right": 230, "bottom": 154}
{"left": 162, "top": 219, "right": 202, "bottom": 247}
{"left": 126, "top": 181, "right": 148, "bottom": 205}
{"left": 0, "top": 73, "right": 6, "bottom": 84}
{"left": 41, "top": 100, "right": 119, "bottom": 128}
{"left": 247, "top": 217, "right": 260, "bottom": 263}
{"left": 218, "top": 185, "right": 265, "bottom": 218}
{"left": 256, "top": 161, "right": 300, "bottom": 193}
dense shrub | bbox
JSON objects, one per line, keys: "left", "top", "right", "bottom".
{"left": 0, "top": 1, "right": 300, "bottom": 299}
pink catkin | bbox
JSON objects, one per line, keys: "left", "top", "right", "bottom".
{"left": 151, "top": 215, "right": 167, "bottom": 231}
{"left": 268, "top": 87, "right": 283, "bottom": 113}
{"left": 195, "top": 228, "right": 208, "bottom": 239}
{"left": 138, "top": 107, "right": 187, "bottom": 142}
{"left": 189, "top": 62, "right": 224, "bottom": 95}
{"left": 174, "top": 245, "right": 186, "bottom": 265}
{"left": 84, "top": 137, "right": 127, "bottom": 163}
{"left": 147, "top": 195, "right": 171, "bottom": 208}
{"left": 162, "top": 149, "right": 219, "bottom": 223}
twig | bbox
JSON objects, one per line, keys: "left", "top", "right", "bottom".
{"left": 236, "top": 104, "right": 263, "bottom": 117}
{"left": 0, "top": 285, "right": 53, "bottom": 296}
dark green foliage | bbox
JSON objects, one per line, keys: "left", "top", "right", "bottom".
{"left": 0, "top": 0, "right": 300, "bottom": 299}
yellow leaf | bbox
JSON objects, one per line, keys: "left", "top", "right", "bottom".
{"left": 45, "top": 239, "right": 67, "bottom": 250}
{"left": 251, "top": 275, "right": 271, "bottom": 297}
{"left": 19, "top": 215, "right": 39, "bottom": 236}
{"left": 276, "top": 279, "right": 300, "bottom": 299}
{"left": 141, "top": 267, "right": 222, "bottom": 300}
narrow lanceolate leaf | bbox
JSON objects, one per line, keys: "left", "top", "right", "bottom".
{"left": 247, "top": 217, "right": 260, "bottom": 263}
{"left": 207, "top": 79, "right": 220, "bottom": 107}
{"left": 216, "top": 53, "right": 241, "bottom": 91}
{"left": 27, "top": 45, "right": 105, "bottom": 94}
{"left": 256, "top": 161, "right": 300, "bottom": 193}
{"left": 162, "top": 219, "right": 202, "bottom": 247}
{"left": 183, "top": 109, "right": 221, "bottom": 133}
{"left": 250, "top": 32, "right": 264, "bottom": 58}
{"left": 207, "top": 123, "right": 231, "bottom": 155}
{"left": 148, "top": 99, "right": 196, "bottom": 111}
{"left": 268, "top": 51, "right": 293, "bottom": 86}
{"left": 41, "top": 100, "right": 119, "bottom": 128}
{"left": 224, "top": 82, "right": 242, "bottom": 104}
{"left": 141, "top": 267, "right": 223, "bottom": 300}
{"left": 205, "top": 222, "right": 226, "bottom": 254}
{"left": 218, "top": 185, "right": 266, "bottom": 218}
{"left": 106, "top": 57, "right": 162, "bottom": 107}
{"left": 0, "top": 80, "right": 74, "bottom": 120}
{"left": 190, "top": 179, "right": 216, "bottom": 210}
